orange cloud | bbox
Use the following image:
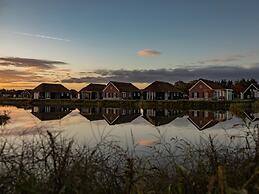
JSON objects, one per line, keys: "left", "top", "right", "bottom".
{"left": 137, "top": 49, "right": 161, "bottom": 57}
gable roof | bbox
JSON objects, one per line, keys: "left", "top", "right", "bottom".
{"left": 188, "top": 117, "right": 219, "bottom": 131}
{"left": 242, "top": 83, "right": 259, "bottom": 94}
{"left": 80, "top": 83, "right": 106, "bottom": 92}
{"left": 70, "top": 89, "right": 78, "bottom": 93}
{"left": 243, "top": 111, "right": 259, "bottom": 122}
{"left": 33, "top": 83, "right": 69, "bottom": 92}
{"left": 104, "top": 81, "right": 140, "bottom": 92}
{"left": 142, "top": 81, "right": 181, "bottom": 92}
{"left": 103, "top": 114, "right": 140, "bottom": 125}
{"left": 189, "top": 79, "right": 225, "bottom": 91}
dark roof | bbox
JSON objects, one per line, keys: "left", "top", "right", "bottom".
{"left": 243, "top": 111, "right": 259, "bottom": 122}
{"left": 188, "top": 118, "right": 219, "bottom": 131}
{"left": 32, "top": 111, "right": 70, "bottom": 121}
{"left": 103, "top": 114, "right": 140, "bottom": 125}
{"left": 142, "top": 81, "right": 180, "bottom": 92}
{"left": 108, "top": 81, "right": 140, "bottom": 92}
{"left": 242, "top": 83, "right": 259, "bottom": 93}
{"left": 70, "top": 89, "right": 78, "bottom": 93}
{"left": 80, "top": 113, "right": 104, "bottom": 121}
{"left": 33, "top": 83, "right": 69, "bottom": 92}
{"left": 80, "top": 83, "right": 106, "bottom": 92}
{"left": 142, "top": 115, "right": 177, "bottom": 126}
{"left": 193, "top": 79, "right": 225, "bottom": 90}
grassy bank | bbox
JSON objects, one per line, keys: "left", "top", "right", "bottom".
{"left": 0, "top": 127, "right": 258, "bottom": 194}
{"left": 0, "top": 98, "right": 257, "bottom": 110}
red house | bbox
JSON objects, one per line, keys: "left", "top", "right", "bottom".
{"left": 102, "top": 81, "right": 140, "bottom": 100}
{"left": 188, "top": 79, "right": 233, "bottom": 101}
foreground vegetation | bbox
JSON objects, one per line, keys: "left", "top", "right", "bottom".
{"left": 0, "top": 124, "right": 259, "bottom": 194}
{"left": 0, "top": 111, "right": 10, "bottom": 126}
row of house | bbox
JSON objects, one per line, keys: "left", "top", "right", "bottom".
{"left": 30, "top": 105, "right": 258, "bottom": 128}
{"left": 1, "top": 79, "right": 258, "bottom": 101}
{"left": 33, "top": 81, "right": 184, "bottom": 100}
{"left": 0, "top": 89, "right": 32, "bottom": 98}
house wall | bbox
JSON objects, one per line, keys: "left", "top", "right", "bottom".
{"left": 143, "top": 91, "right": 183, "bottom": 100}
{"left": 34, "top": 92, "right": 70, "bottom": 99}
{"left": 188, "top": 110, "right": 215, "bottom": 129}
{"left": 34, "top": 92, "right": 39, "bottom": 99}
{"left": 242, "top": 86, "right": 259, "bottom": 99}
{"left": 81, "top": 91, "right": 102, "bottom": 100}
{"left": 189, "top": 82, "right": 214, "bottom": 100}
{"left": 103, "top": 83, "right": 140, "bottom": 100}
{"left": 103, "top": 83, "right": 120, "bottom": 100}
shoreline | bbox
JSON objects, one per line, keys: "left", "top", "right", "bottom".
{"left": 0, "top": 98, "right": 257, "bottom": 110}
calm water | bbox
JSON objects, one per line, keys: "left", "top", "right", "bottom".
{"left": 0, "top": 105, "right": 258, "bottom": 147}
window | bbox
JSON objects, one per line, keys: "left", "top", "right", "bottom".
{"left": 122, "top": 92, "right": 126, "bottom": 98}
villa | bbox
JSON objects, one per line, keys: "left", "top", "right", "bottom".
{"left": 79, "top": 83, "right": 106, "bottom": 100}
{"left": 188, "top": 79, "right": 233, "bottom": 101}
{"left": 142, "top": 81, "right": 183, "bottom": 100}
{"left": 240, "top": 83, "right": 259, "bottom": 100}
{"left": 102, "top": 81, "right": 141, "bottom": 100}
{"left": 32, "top": 83, "right": 71, "bottom": 99}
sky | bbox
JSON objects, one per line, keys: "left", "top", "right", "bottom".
{"left": 0, "top": 0, "right": 259, "bottom": 90}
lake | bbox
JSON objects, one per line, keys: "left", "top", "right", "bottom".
{"left": 0, "top": 105, "right": 258, "bottom": 148}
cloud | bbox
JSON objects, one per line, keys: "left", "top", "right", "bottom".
{"left": 137, "top": 49, "right": 161, "bottom": 57}
{"left": 194, "top": 54, "right": 248, "bottom": 65}
{"left": 0, "top": 57, "right": 67, "bottom": 70}
{"left": 62, "top": 65, "right": 259, "bottom": 83}
{"left": 13, "top": 32, "right": 71, "bottom": 42}
{"left": 0, "top": 69, "right": 45, "bottom": 83}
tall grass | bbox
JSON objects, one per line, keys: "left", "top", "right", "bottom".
{"left": 0, "top": 111, "right": 10, "bottom": 126}
{"left": 0, "top": 124, "right": 259, "bottom": 194}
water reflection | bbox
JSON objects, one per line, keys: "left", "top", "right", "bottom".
{"left": 103, "top": 108, "right": 141, "bottom": 125}
{"left": 79, "top": 107, "right": 103, "bottom": 121}
{"left": 244, "top": 110, "right": 259, "bottom": 122}
{"left": 1, "top": 105, "right": 259, "bottom": 135}
{"left": 142, "top": 109, "right": 183, "bottom": 126}
{"left": 79, "top": 107, "right": 141, "bottom": 125}
{"left": 31, "top": 105, "right": 74, "bottom": 121}
{"left": 187, "top": 110, "right": 232, "bottom": 131}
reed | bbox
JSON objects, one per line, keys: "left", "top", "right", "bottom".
{"left": 0, "top": 124, "right": 258, "bottom": 194}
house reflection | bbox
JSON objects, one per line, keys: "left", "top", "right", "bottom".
{"left": 79, "top": 107, "right": 103, "bottom": 121}
{"left": 31, "top": 105, "right": 73, "bottom": 121}
{"left": 142, "top": 109, "right": 183, "bottom": 126}
{"left": 187, "top": 110, "right": 230, "bottom": 130}
{"left": 243, "top": 110, "right": 259, "bottom": 122}
{"left": 102, "top": 107, "right": 141, "bottom": 125}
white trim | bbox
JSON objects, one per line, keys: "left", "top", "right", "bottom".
{"left": 102, "top": 114, "right": 120, "bottom": 125}
{"left": 188, "top": 117, "right": 214, "bottom": 130}
{"left": 102, "top": 81, "right": 120, "bottom": 92}
{"left": 188, "top": 80, "right": 213, "bottom": 91}
{"left": 242, "top": 84, "right": 259, "bottom": 95}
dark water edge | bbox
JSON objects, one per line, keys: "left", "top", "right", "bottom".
{"left": 0, "top": 98, "right": 257, "bottom": 110}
